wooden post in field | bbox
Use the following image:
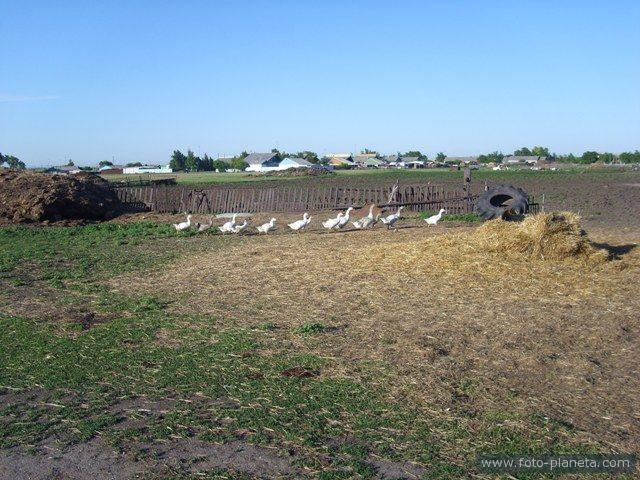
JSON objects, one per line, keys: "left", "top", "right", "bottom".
{"left": 463, "top": 167, "right": 472, "bottom": 212}
{"left": 387, "top": 179, "right": 399, "bottom": 205}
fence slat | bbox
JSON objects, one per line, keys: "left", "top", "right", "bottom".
{"left": 113, "top": 180, "right": 478, "bottom": 215}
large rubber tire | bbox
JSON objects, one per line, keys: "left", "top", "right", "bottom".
{"left": 474, "top": 185, "right": 529, "bottom": 220}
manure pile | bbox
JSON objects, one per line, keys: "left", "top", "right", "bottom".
{"left": 0, "top": 169, "right": 122, "bottom": 223}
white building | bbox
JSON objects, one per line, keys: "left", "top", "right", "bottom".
{"left": 503, "top": 155, "right": 544, "bottom": 165}
{"left": 123, "top": 164, "right": 172, "bottom": 174}
{"left": 244, "top": 153, "right": 281, "bottom": 172}
{"left": 279, "top": 157, "right": 313, "bottom": 169}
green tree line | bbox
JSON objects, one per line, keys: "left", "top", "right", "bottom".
{"left": 168, "top": 149, "right": 323, "bottom": 172}
{"left": 169, "top": 150, "right": 249, "bottom": 172}
{"left": 0, "top": 153, "right": 26, "bottom": 169}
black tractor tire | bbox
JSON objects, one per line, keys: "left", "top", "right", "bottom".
{"left": 474, "top": 185, "right": 529, "bottom": 220}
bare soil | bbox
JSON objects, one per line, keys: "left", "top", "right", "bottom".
{"left": 0, "top": 389, "right": 428, "bottom": 479}
{"left": 473, "top": 172, "right": 640, "bottom": 228}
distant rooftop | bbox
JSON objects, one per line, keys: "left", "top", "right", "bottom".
{"left": 244, "top": 152, "right": 279, "bottom": 165}
{"left": 282, "top": 157, "right": 313, "bottom": 166}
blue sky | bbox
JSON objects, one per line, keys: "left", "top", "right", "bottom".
{"left": 1, "top": 1, "right": 639, "bottom": 167}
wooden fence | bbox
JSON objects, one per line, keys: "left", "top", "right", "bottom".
{"left": 113, "top": 182, "right": 476, "bottom": 214}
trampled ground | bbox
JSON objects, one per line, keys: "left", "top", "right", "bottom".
{"left": 1, "top": 207, "right": 639, "bottom": 478}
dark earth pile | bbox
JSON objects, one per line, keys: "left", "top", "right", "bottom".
{"left": 0, "top": 169, "right": 122, "bottom": 223}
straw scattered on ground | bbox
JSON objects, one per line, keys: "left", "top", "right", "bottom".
{"left": 110, "top": 213, "right": 640, "bottom": 453}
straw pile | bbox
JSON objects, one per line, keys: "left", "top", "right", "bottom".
{"left": 473, "top": 211, "right": 609, "bottom": 263}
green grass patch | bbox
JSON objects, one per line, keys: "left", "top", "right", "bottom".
{"left": 293, "top": 322, "right": 326, "bottom": 335}
{"left": 420, "top": 211, "right": 482, "bottom": 222}
{"left": 0, "top": 222, "right": 195, "bottom": 287}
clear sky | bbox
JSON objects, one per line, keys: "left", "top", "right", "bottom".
{"left": 1, "top": 0, "right": 639, "bottom": 167}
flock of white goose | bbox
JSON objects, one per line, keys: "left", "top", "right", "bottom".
{"left": 172, "top": 206, "right": 447, "bottom": 234}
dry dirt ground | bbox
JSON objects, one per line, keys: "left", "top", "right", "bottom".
{"left": 470, "top": 171, "right": 640, "bottom": 229}
{"left": 108, "top": 220, "right": 640, "bottom": 449}
{"left": 2, "top": 205, "right": 639, "bottom": 478}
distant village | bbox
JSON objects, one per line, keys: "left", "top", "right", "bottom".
{"left": 41, "top": 152, "right": 560, "bottom": 176}
{"left": 18, "top": 147, "right": 639, "bottom": 176}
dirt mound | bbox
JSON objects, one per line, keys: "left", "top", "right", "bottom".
{"left": 250, "top": 167, "right": 335, "bottom": 178}
{"left": 474, "top": 211, "right": 609, "bottom": 262}
{"left": 0, "top": 169, "right": 122, "bottom": 223}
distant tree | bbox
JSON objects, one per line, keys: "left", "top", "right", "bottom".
{"left": 211, "top": 160, "right": 228, "bottom": 172}
{"left": 198, "top": 154, "right": 213, "bottom": 172}
{"left": 619, "top": 150, "right": 640, "bottom": 164}
{"left": 599, "top": 152, "right": 615, "bottom": 164}
{"left": 229, "top": 158, "right": 249, "bottom": 171}
{"left": 531, "top": 146, "right": 550, "bottom": 156}
{"left": 7, "top": 155, "right": 26, "bottom": 169}
{"left": 556, "top": 153, "right": 580, "bottom": 163}
{"left": 296, "top": 151, "right": 319, "bottom": 164}
{"left": 270, "top": 148, "right": 286, "bottom": 159}
{"left": 183, "top": 150, "right": 201, "bottom": 172}
{"left": 580, "top": 151, "right": 599, "bottom": 164}
{"left": 556, "top": 153, "right": 577, "bottom": 163}
{"left": 478, "top": 151, "right": 504, "bottom": 164}
{"left": 362, "top": 148, "right": 379, "bottom": 156}
{"left": 270, "top": 148, "right": 291, "bottom": 160}
{"left": 66, "top": 159, "right": 75, "bottom": 166}
{"left": 436, "top": 152, "right": 447, "bottom": 162}
{"left": 126, "top": 162, "right": 142, "bottom": 167}
{"left": 99, "top": 160, "right": 113, "bottom": 168}
{"left": 402, "top": 151, "right": 423, "bottom": 159}
{"left": 170, "top": 150, "right": 187, "bottom": 171}
{"left": 0, "top": 153, "right": 26, "bottom": 169}
{"left": 514, "top": 147, "right": 532, "bottom": 156}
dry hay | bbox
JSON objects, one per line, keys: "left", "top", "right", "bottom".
{"left": 474, "top": 211, "right": 609, "bottom": 263}
{"left": 110, "top": 218, "right": 640, "bottom": 452}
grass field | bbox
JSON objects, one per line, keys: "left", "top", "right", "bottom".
{"left": 1, "top": 213, "right": 638, "bottom": 478}
{"left": 101, "top": 166, "right": 636, "bottom": 187}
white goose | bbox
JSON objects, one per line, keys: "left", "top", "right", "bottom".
{"left": 380, "top": 206, "right": 404, "bottom": 230}
{"left": 322, "top": 212, "right": 344, "bottom": 230}
{"left": 197, "top": 216, "right": 214, "bottom": 233}
{"left": 231, "top": 219, "right": 249, "bottom": 234}
{"left": 288, "top": 212, "right": 311, "bottom": 232}
{"left": 218, "top": 213, "right": 238, "bottom": 234}
{"left": 173, "top": 214, "right": 193, "bottom": 232}
{"left": 257, "top": 218, "right": 277, "bottom": 234}
{"left": 335, "top": 207, "right": 354, "bottom": 229}
{"left": 425, "top": 208, "right": 446, "bottom": 227}
{"left": 352, "top": 205, "right": 375, "bottom": 229}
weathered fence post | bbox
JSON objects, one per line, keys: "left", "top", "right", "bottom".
{"left": 463, "top": 168, "right": 472, "bottom": 213}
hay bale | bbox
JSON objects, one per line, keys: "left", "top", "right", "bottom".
{"left": 474, "top": 212, "right": 609, "bottom": 263}
{"left": 0, "top": 169, "right": 122, "bottom": 224}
